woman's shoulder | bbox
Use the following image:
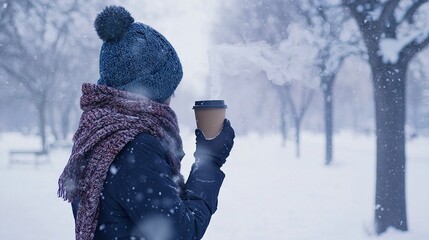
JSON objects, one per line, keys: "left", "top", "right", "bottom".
{"left": 129, "top": 132, "right": 164, "bottom": 152}
{"left": 113, "top": 132, "right": 169, "bottom": 170}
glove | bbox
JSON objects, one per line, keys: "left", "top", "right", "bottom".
{"left": 194, "top": 119, "right": 235, "bottom": 167}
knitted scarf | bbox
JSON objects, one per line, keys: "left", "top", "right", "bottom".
{"left": 58, "top": 83, "right": 184, "bottom": 240}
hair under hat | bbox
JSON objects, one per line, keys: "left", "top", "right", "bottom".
{"left": 94, "top": 6, "right": 183, "bottom": 103}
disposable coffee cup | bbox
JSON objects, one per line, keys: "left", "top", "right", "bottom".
{"left": 193, "top": 100, "right": 227, "bottom": 139}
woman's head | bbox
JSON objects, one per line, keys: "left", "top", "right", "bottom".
{"left": 94, "top": 6, "right": 182, "bottom": 103}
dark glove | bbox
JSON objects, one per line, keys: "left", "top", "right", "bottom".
{"left": 194, "top": 119, "right": 235, "bottom": 167}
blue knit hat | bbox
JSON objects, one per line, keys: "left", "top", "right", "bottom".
{"left": 94, "top": 6, "right": 183, "bottom": 103}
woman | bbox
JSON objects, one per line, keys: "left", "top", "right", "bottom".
{"left": 58, "top": 6, "right": 235, "bottom": 240}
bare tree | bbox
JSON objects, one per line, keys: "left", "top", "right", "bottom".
{"left": 275, "top": 86, "right": 289, "bottom": 146}
{"left": 276, "top": 84, "right": 314, "bottom": 158}
{"left": 212, "top": 0, "right": 295, "bottom": 137}
{"left": 214, "top": 0, "right": 366, "bottom": 165}
{"left": 293, "top": 0, "right": 365, "bottom": 165}
{"left": 0, "top": 0, "right": 99, "bottom": 150}
{"left": 343, "top": 0, "right": 429, "bottom": 234}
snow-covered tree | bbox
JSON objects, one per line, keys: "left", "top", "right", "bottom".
{"left": 211, "top": 0, "right": 295, "bottom": 135}
{"left": 270, "top": 25, "right": 320, "bottom": 157}
{"left": 209, "top": 24, "right": 320, "bottom": 157}
{"left": 294, "top": 0, "right": 365, "bottom": 165}
{"left": 213, "top": 0, "right": 367, "bottom": 164}
{"left": 343, "top": 0, "right": 429, "bottom": 234}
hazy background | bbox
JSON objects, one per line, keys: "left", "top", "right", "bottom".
{"left": 1, "top": 1, "right": 429, "bottom": 239}
{"left": 1, "top": 0, "right": 428, "bottom": 139}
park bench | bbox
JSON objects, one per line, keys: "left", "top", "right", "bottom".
{"left": 8, "top": 149, "right": 50, "bottom": 167}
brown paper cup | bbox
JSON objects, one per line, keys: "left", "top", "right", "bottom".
{"left": 193, "top": 100, "right": 227, "bottom": 139}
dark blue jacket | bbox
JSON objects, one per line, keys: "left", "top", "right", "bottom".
{"left": 72, "top": 133, "right": 225, "bottom": 240}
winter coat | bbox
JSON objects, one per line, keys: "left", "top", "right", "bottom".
{"left": 72, "top": 132, "right": 225, "bottom": 240}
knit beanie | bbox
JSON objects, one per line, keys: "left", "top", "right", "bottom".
{"left": 94, "top": 6, "right": 183, "bottom": 103}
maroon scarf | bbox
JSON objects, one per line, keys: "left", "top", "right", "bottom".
{"left": 58, "top": 83, "right": 184, "bottom": 240}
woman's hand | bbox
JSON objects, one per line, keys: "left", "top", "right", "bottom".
{"left": 194, "top": 119, "right": 235, "bottom": 167}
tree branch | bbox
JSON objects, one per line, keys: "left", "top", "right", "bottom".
{"left": 401, "top": 34, "right": 429, "bottom": 64}
{"left": 284, "top": 84, "right": 298, "bottom": 120}
{"left": 293, "top": 1, "right": 314, "bottom": 27}
{"left": 378, "top": 0, "right": 400, "bottom": 24}
{"left": 400, "top": 0, "right": 428, "bottom": 24}
{"left": 342, "top": 0, "right": 367, "bottom": 24}
{"left": 0, "top": 64, "right": 38, "bottom": 95}
{"left": 299, "top": 89, "right": 314, "bottom": 120}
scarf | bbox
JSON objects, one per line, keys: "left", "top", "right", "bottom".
{"left": 58, "top": 83, "right": 184, "bottom": 240}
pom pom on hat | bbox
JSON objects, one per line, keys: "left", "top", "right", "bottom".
{"left": 94, "top": 6, "right": 134, "bottom": 42}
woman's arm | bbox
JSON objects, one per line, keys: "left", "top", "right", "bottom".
{"left": 111, "top": 133, "right": 225, "bottom": 240}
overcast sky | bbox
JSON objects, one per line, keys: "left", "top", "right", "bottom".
{"left": 113, "top": 0, "right": 218, "bottom": 97}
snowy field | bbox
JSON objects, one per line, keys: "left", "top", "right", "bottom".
{"left": 0, "top": 130, "right": 428, "bottom": 240}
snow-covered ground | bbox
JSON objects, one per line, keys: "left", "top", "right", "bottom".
{"left": 0, "top": 130, "right": 428, "bottom": 240}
